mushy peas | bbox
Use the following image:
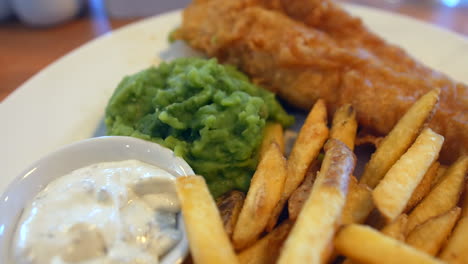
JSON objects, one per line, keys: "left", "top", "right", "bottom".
{"left": 106, "top": 58, "right": 293, "bottom": 197}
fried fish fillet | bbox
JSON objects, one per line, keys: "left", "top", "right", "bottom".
{"left": 177, "top": 0, "right": 467, "bottom": 163}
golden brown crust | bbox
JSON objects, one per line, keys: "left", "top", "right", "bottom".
{"left": 288, "top": 161, "right": 320, "bottom": 220}
{"left": 216, "top": 190, "right": 245, "bottom": 238}
{"left": 178, "top": 0, "right": 468, "bottom": 163}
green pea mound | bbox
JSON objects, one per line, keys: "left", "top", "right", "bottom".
{"left": 105, "top": 58, "right": 294, "bottom": 197}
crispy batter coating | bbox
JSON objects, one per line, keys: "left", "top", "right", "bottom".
{"left": 177, "top": 0, "right": 467, "bottom": 163}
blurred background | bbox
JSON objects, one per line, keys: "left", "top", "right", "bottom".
{"left": 0, "top": 0, "right": 467, "bottom": 101}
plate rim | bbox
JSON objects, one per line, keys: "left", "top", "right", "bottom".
{"left": 1, "top": 4, "right": 467, "bottom": 195}
{"left": 2, "top": 4, "right": 468, "bottom": 104}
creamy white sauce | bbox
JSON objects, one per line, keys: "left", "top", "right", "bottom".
{"left": 13, "top": 160, "right": 182, "bottom": 264}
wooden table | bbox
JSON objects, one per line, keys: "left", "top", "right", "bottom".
{"left": 1, "top": 0, "right": 467, "bottom": 102}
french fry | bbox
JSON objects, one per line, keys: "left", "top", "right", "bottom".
{"left": 406, "top": 207, "right": 461, "bottom": 256}
{"left": 438, "top": 183, "right": 468, "bottom": 263}
{"left": 237, "top": 221, "right": 293, "bottom": 264}
{"left": 407, "top": 156, "right": 468, "bottom": 232}
{"left": 366, "top": 209, "right": 390, "bottom": 231}
{"left": 182, "top": 255, "right": 194, "bottom": 264}
{"left": 259, "top": 122, "right": 285, "bottom": 158}
{"left": 288, "top": 161, "right": 320, "bottom": 220}
{"left": 176, "top": 176, "right": 239, "bottom": 264}
{"left": 336, "top": 177, "right": 373, "bottom": 264}
{"left": 341, "top": 259, "right": 354, "bottom": 264}
{"left": 233, "top": 143, "right": 287, "bottom": 250}
{"left": 339, "top": 217, "right": 407, "bottom": 264}
{"left": 373, "top": 128, "right": 444, "bottom": 221}
{"left": 335, "top": 224, "right": 443, "bottom": 264}
{"left": 405, "top": 162, "right": 440, "bottom": 212}
{"left": 268, "top": 99, "right": 329, "bottom": 230}
{"left": 431, "top": 165, "right": 448, "bottom": 188}
{"left": 330, "top": 104, "right": 358, "bottom": 150}
{"left": 341, "top": 176, "right": 374, "bottom": 225}
{"left": 216, "top": 190, "right": 245, "bottom": 238}
{"left": 360, "top": 89, "right": 440, "bottom": 188}
{"left": 355, "top": 134, "right": 383, "bottom": 148}
{"left": 381, "top": 214, "right": 408, "bottom": 241}
{"left": 461, "top": 182, "right": 468, "bottom": 217}
{"left": 278, "top": 139, "right": 355, "bottom": 264}
{"left": 288, "top": 103, "right": 357, "bottom": 223}
{"left": 439, "top": 217, "right": 468, "bottom": 263}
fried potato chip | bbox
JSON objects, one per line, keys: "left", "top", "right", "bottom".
{"left": 216, "top": 190, "right": 245, "bottom": 238}
{"left": 360, "top": 89, "right": 440, "bottom": 188}
{"left": 405, "top": 162, "right": 440, "bottom": 212}
{"left": 330, "top": 104, "right": 357, "bottom": 150}
{"left": 407, "top": 156, "right": 468, "bottom": 232}
{"left": 373, "top": 128, "right": 444, "bottom": 221}
{"left": 341, "top": 176, "right": 373, "bottom": 225}
{"left": 268, "top": 99, "right": 329, "bottom": 230}
{"left": 259, "top": 122, "right": 285, "bottom": 158}
{"left": 381, "top": 214, "right": 408, "bottom": 241}
{"left": 287, "top": 161, "right": 320, "bottom": 220}
{"left": 335, "top": 224, "right": 443, "bottom": 264}
{"left": 278, "top": 139, "right": 355, "bottom": 264}
{"left": 176, "top": 176, "right": 239, "bottom": 264}
{"left": 237, "top": 221, "right": 293, "bottom": 264}
{"left": 233, "top": 143, "right": 287, "bottom": 250}
{"left": 406, "top": 207, "right": 461, "bottom": 256}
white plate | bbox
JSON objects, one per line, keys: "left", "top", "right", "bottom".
{"left": 1, "top": 5, "right": 468, "bottom": 196}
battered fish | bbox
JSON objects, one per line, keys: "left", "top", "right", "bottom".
{"left": 177, "top": 0, "right": 467, "bottom": 163}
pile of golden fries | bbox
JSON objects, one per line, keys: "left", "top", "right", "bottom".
{"left": 175, "top": 88, "right": 468, "bottom": 264}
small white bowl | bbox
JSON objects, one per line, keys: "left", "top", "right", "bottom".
{"left": 0, "top": 136, "right": 193, "bottom": 263}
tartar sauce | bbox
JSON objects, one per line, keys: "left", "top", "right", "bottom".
{"left": 13, "top": 160, "right": 182, "bottom": 264}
